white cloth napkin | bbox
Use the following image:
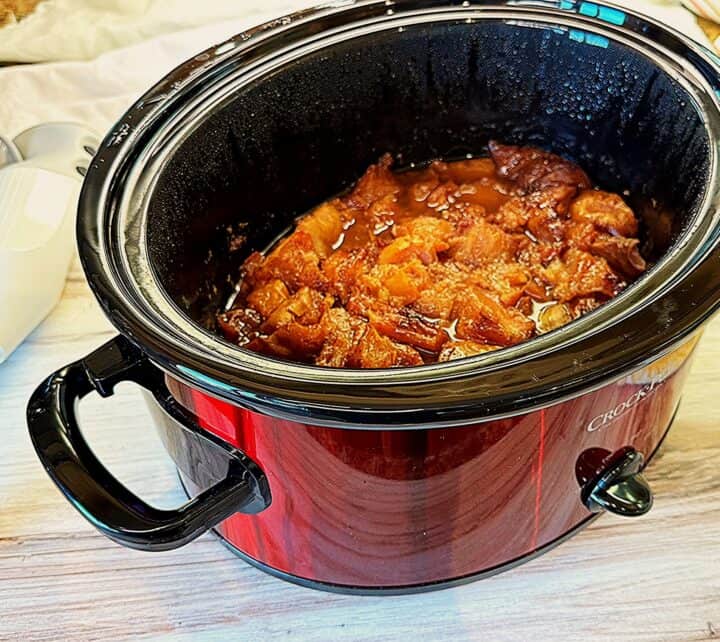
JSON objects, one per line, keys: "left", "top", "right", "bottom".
{"left": 0, "top": 0, "right": 311, "bottom": 63}
{"left": 0, "top": 5, "right": 310, "bottom": 138}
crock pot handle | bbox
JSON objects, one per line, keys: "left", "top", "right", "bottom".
{"left": 27, "top": 335, "right": 271, "bottom": 552}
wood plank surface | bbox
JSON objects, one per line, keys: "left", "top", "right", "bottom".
{"left": 1, "top": 255, "right": 718, "bottom": 642}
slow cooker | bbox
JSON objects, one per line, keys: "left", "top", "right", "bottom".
{"left": 27, "top": 0, "right": 720, "bottom": 593}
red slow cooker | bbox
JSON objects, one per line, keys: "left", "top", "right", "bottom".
{"left": 28, "top": 0, "right": 720, "bottom": 593}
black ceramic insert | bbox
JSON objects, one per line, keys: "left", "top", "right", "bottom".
{"left": 147, "top": 21, "right": 709, "bottom": 324}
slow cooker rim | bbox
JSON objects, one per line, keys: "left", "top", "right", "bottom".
{"left": 77, "top": 0, "right": 720, "bottom": 427}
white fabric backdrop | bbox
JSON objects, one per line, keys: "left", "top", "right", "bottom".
{"left": 0, "top": 1, "right": 310, "bottom": 138}
{"left": 0, "top": 0, "right": 311, "bottom": 62}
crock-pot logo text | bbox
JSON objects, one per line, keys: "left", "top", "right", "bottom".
{"left": 587, "top": 381, "right": 662, "bottom": 432}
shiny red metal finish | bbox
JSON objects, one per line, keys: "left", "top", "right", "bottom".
{"left": 160, "top": 339, "right": 697, "bottom": 588}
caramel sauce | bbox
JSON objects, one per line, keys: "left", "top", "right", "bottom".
{"left": 217, "top": 143, "right": 646, "bottom": 368}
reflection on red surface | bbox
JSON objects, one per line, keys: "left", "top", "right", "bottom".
{"left": 531, "top": 408, "right": 547, "bottom": 551}
{"left": 162, "top": 340, "right": 697, "bottom": 588}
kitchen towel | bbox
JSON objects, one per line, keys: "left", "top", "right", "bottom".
{"left": 0, "top": 9, "right": 307, "bottom": 137}
{"left": 0, "top": 0, "right": 310, "bottom": 62}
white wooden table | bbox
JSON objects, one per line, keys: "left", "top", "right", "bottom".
{"left": 1, "top": 255, "right": 719, "bottom": 642}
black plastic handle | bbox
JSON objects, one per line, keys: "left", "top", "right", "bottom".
{"left": 580, "top": 448, "right": 653, "bottom": 517}
{"left": 27, "top": 336, "right": 271, "bottom": 551}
